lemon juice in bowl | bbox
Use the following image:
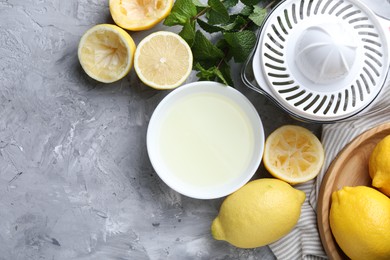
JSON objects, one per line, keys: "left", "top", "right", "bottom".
{"left": 159, "top": 92, "right": 254, "bottom": 187}
{"left": 147, "top": 81, "right": 264, "bottom": 199}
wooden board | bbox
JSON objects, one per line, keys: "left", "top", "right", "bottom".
{"left": 317, "top": 122, "right": 390, "bottom": 260}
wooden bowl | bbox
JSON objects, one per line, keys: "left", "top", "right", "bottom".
{"left": 317, "top": 122, "right": 390, "bottom": 260}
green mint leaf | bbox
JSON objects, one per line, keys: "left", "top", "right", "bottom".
{"left": 179, "top": 20, "right": 196, "bottom": 46}
{"left": 218, "top": 61, "right": 234, "bottom": 86}
{"left": 240, "top": 5, "right": 254, "bottom": 16}
{"left": 249, "top": 6, "right": 268, "bottom": 26}
{"left": 241, "top": 0, "right": 261, "bottom": 6}
{"left": 192, "top": 0, "right": 206, "bottom": 7}
{"left": 163, "top": 0, "right": 197, "bottom": 26}
{"left": 192, "top": 31, "right": 224, "bottom": 62}
{"left": 223, "top": 30, "right": 257, "bottom": 62}
{"left": 193, "top": 0, "right": 208, "bottom": 14}
{"left": 195, "top": 5, "right": 206, "bottom": 14}
{"left": 197, "top": 19, "right": 223, "bottom": 33}
{"left": 214, "top": 68, "right": 230, "bottom": 86}
{"left": 194, "top": 63, "right": 217, "bottom": 80}
{"left": 207, "top": 0, "right": 229, "bottom": 25}
{"left": 194, "top": 63, "right": 232, "bottom": 86}
{"left": 215, "top": 38, "right": 230, "bottom": 59}
{"left": 223, "top": 0, "right": 239, "bottom": 8}
{"left": 220, "top": 15, "right": 248, "bottom": 31}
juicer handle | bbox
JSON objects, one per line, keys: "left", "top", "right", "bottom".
{"left": 241, "top": 52, "right": 266, "bottom": 96}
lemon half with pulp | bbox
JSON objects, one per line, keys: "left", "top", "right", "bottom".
{"left": 263, "top": 125, "right": 324, "bottom": 184}
{"left": 109, "top": 0, "right": 174, "bottom": 31}
{"left": 78, "top": 24, "right": 136, "bottom": 83}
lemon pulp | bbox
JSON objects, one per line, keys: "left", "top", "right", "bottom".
{"left": 78, "top": 24, "right": 136, "bottom": 83}
{"left": 110, "top": 0, "right": 174, "bottom": 31}
{"left": 134, "top": 31, "right": 193, "bottom": 89}
{"left": 263, "top": 125, "right": 324, "bottom": 184}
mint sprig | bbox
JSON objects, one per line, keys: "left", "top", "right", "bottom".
{"left": 163, "top": 0, "right": 276, "bottom": 86}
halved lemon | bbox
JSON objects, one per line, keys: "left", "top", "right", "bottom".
{"left": 109, "top": 0, "right": 174, "bottom": 31}
{"left": 78, "top": 24, "right": 136, "bottom": 83}
{"left": 134, "top": 31, "right": 193, "bottom": 89}
{"left": 263, "top": 125, "right": 324, "bottom": 184}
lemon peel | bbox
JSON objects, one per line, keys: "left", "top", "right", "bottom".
{"left": 330, "top": 186, "right": 390, "bottom": 260}
{"left": 211, "top": 178, "right": 305, "bottom": 248}
{"left": 369, "top": 135, "right": 390, "bottom": 196}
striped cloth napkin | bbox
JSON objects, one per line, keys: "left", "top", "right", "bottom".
{"left": 269, "top": 81, "right": 390, "bottom": 259}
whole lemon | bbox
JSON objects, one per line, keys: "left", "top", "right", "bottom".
{"left": 369, "top": 135, "right": 390, "bottom": 196}
{"left": 330, "top": 186, "right": 390, "bottom": 260}
{"left": 211, "top": 178, "right": 305, "bottom": 248}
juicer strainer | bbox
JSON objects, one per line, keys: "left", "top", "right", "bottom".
{"left": 242, "top": 0, "right": 390, "bottom": 123}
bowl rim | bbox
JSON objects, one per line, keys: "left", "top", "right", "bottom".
{"left": 146, "top": 81, "right": 265, "bottom": 199}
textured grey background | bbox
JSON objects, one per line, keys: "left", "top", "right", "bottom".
{"left": 0, "top": 1, "right": 321, "bottom": 259}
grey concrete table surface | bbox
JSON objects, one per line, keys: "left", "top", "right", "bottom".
{"left": 0, "top": 1, "right": 321, "bottom": 259}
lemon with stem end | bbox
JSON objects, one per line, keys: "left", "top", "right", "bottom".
{"left": 330, "top": 186, "right": 390, "bottom": 260}
{"left": 211, "top": 178, "right": 305, "bottom": 248}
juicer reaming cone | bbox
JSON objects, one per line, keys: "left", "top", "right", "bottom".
{"left": 243, "top": 0, "right": 390, "bottom": 123}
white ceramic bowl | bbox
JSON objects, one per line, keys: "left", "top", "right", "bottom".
{"left": 147, "top": 81, "right": 265, "bottom": 199}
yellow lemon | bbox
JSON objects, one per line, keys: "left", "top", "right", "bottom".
{"left": 109, "top": 0, "right": 174, "bottom": 31}
{"left": 211, "top": 178, "right": 305, "bottom": 248}
{"left": 330, "top": 186, "right": 390, "bottom": 260}
{"left": 78, "top": 24, "right": 136, "bottom": 83}
{"left": 134, "top": 31, "right": 193, "bottom": 89}
{"left": 369, "top": 135, "right": 390, "bottom": 196}
{"left": 263, "top": 125, "right": 324, "bottom": 184}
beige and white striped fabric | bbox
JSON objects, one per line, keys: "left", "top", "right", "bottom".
{"left": 269, "top": 81, "right": 390, "bottom": 259}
